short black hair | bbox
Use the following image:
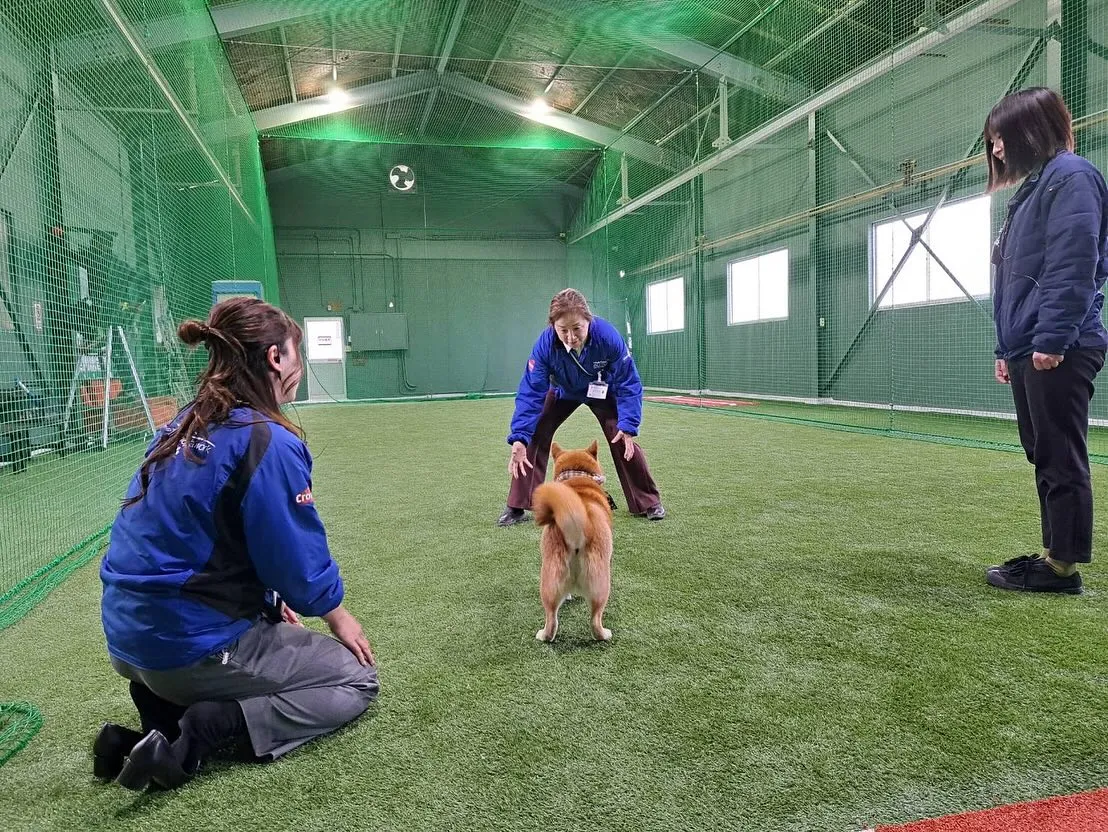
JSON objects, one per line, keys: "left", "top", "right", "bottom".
{"left": 984, "top": 87, "right": 1074, "bottom": 191}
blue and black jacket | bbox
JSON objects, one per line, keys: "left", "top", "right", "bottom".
{"left": 101, "top": 407, "right": 343, "bottom": 671}
{"left": 508, "top": 316, "right": 643, "bottom": 445}
{"left": 994, "top": 150, "right": 1108, "bottom": 360}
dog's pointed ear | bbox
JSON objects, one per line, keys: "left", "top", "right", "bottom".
{"left": 588, "top": 440, "right": 599, "bottom": 458}
{"left": 551, "top": 442, "right": 564, "bottom": 460}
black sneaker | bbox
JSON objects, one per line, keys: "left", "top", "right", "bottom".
{"left": 93, "top": 723, "right": 143, "bottom": 781}
{"left": 496, "top": 507, "right": 528, "bottom": 527}
{"left": 644, "top": 504, "right": 666, "bottom": 521}
{"left": 986, "top": 557, "right": 1082, "bottom": 594}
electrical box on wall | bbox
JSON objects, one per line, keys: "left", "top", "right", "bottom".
{"left": 211, "top": 280, "right": 264, "bottom": 306}
{"left": 350, "top": 312, "right": 409, "bottom": 351}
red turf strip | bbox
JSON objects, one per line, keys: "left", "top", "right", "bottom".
{"left": 644, "top": 395, "right": 758, "bottom": 408}
{"left": 874, "top": 787, "right": 1108, "bottom": 832}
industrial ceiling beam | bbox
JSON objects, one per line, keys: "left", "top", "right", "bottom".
{"left": 253, "top": 70, "right": 438, "bottom": 131}
{"left": 512, "top": 0, "right": 806, "bottom": 106}
{"left": 617, "top": 0, "right": 787, "bottom": 147}
{"left": 213, "top": 0, "right": 320, "bottom": 38}
{"left": 637, "top": 35, "right": 809, "bottom": 102}
{"left": 571, "top": 50, "right": 633, "bottom": 115}
{"left": 764, "top": 0, "right": 868, "bottom": 70}
{"left": 543, "top": 37, "right": 585, "bottom": 95}
{"left": 569, "top": 0, "right": 1023, "bottom": 243}
{"left": 453, "top": 0, "right": 528, "bottom": 138}
{"left": 250, "top": 68, "right": 669, "bottom": 170}
{"left": 438, "top": 72, "right": 680, "bottom": 169}
{"left": 418, "top": 0, "right": 471, "bottom": 135}
{"left": 390, "top": 19, "right": 405, "bottom": 78}
{"left": 278, "top": 26, "right": 297, "bottom": 102}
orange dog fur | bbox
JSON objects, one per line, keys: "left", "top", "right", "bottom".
{"left": 532, "top": 440, "right": 614, "bottom": 642}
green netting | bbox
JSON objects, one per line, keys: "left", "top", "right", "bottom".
{"left": 266, "top": 141, "right": 606, "bottom": 400}
{"left": 566, "top": 0, "right": 1108, "bottom": 460}
{"left": 0, "top": 701, "right": 42, "bottom": 768}
{"left": 254, "top": 0, "right": 1108, "bottom": 455}
{"left": 0, "top": 0, "right": 276, "bottom": 623}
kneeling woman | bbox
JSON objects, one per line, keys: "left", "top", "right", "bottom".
{"left": 499, "top": 288, "right": 665, "bottom": 526}
{"left": 96, "top": 298, "right": 377, "bottom": 790}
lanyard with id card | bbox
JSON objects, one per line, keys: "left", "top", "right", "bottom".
{"left": 567, "top": 344, "right": 608, "bottom": 399}
{"left": 587, "top": 373, "right": 608, "bottom": 400}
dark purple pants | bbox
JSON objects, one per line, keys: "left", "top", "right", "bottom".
{"left": 508, "top": 391, "right": 662, "bottom": 514}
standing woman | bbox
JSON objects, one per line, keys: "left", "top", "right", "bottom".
{"left": 985, "top": 87, "right": 1108, "bottom": 594}
{"left": 498, "top": 288, "right": 666, "bottom": 526}
{"left": 97, "top": 298, "right": 378, "bottom": 790}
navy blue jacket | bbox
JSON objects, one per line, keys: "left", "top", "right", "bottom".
{"left": 101, "top": 408, "right": 344, "bottom": 670}
{"left": 994, "top": 150, "right": 1108, "bottom": 360}
{"left": 508, "top": 316, "right": 643, "bottom": 445}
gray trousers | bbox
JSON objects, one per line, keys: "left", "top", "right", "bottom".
{"left": 110, "top": 619, "right": 379, "bottom": 760}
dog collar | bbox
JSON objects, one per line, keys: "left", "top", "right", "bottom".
{"left": 556, "top": 469, "right": 606, "bottom": 485}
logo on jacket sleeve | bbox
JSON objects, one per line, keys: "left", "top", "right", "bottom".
{"left": 295, "top": 487, "right": 314, "bottom": 505}
{"left": 528, "top": 359, "right": 536, "bottom": 372}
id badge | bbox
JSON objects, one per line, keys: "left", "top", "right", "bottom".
{"left": 587, "top": 380, "right": 609, "bottom": 399}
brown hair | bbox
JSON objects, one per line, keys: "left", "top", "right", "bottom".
{"left": 985, "top": 87, "right": 1074, "bottom": 192}
{"left": 548, "top": 288, "right": 593, "bottom": 325}
{"left": 124, "top": 297, "right": 303, "bottom": 507}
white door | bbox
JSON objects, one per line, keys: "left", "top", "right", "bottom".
{"left": 304, "top": 317, "right": 347, "bottom": 402}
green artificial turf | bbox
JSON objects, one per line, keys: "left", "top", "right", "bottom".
{"left": 1, "top": 399, "right": 1106, "bottom": 832}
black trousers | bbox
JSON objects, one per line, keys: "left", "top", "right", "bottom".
{"left": 1008, "top": 348, "right": 1105, "bottom": 562}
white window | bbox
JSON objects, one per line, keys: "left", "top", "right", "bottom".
{"left": 646, "top": 277, "right": 684, "bottom": 333}
{"left": 728, "top": 248, "right": 789, "bottom": 324}
{"left": 871, "top": 194, "right": 991, "bottom": 308}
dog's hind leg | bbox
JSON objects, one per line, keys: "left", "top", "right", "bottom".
{"left": 536, "top": 593, "right": 564, "bottom": 642}
{"left": 589, "top": 592, "right": 611, "bottom": 642}
{"left": 537, "top": 559, "right": 567, "bottom": 642}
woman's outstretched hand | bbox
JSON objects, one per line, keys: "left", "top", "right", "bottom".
{"left": 509, "top": 441, "right": 533, "bottom": 479}
{"left": 611, "top": 431, "right": 637, "bottom": 461}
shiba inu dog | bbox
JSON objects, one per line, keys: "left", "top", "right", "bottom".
{"left": 532, "top": 441, "right": 614, "bottom": 642}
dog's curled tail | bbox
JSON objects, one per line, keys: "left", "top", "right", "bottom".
{"left": 533, "top": 481, "right": 587, "bottom": 552}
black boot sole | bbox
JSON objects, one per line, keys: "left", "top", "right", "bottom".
{"left": 92, "top": 723, "right": 142, "bottom": 782}
{"left": 93, "top": 753, "right": 124, "bottom": 782}
{"left": 115, "top": 756, "right": 154, "bottom": 791}
{"left": 115, "top": 730, "right": 193, "bottom": 791}
{"left": 986, "top": 570, "right": 1083, "bottom": 594}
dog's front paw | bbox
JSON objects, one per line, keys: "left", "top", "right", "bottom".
{"left": 536, "top": 628, "right": 554, "bottom": 642}
{"left": 594, "top": 627, "right": 612, "bottom": 641}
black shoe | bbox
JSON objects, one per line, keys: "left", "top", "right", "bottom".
{"left": 986, "top": 556, "right": 1083, "bottom": 595}
{"left": 497, "top": 507, "right": 528, "bottom": 527}
{"left": 115, "top": 730, "right": 195, "bottom": 791}
{"left": 993, "top": 554, "right": 1040, "bottom": 569}
{"left": 93, "top": 723, "right": 143, "bottom": 781}
{"left": 644, "top": 504, "right": 666, "bottom": 521}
